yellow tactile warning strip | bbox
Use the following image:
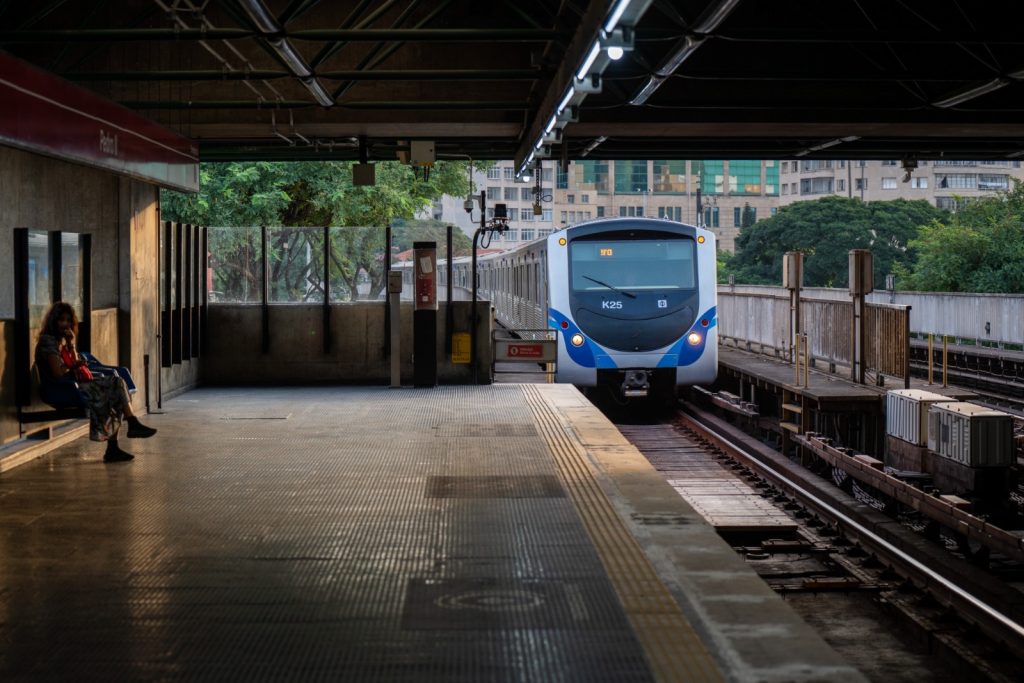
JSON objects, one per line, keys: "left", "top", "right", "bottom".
{"left": 522, "top": 385, "right": 724, "bottom": 683}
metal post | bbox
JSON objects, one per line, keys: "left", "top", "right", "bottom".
{"left": 388, "top": 271, "right": 402, "bottom": 387}
{"left": 384, "top": 224, "right": 392, "bottom": 355}
{"left": 927, "top": 333, "right": 934, "bottom": 385}
{"left": 49, "top": 231, "right": 61, "bottom": 304}
{"left": 794, "top": 334, "right": 800, "bottom": 385}
{"left": 80, "top": 233, "right": 92, "bottom": 352}
{"left": 903, "top": 305, "right": 911, "bottom": 389}
{"left": 470, "top": 190, "right": 486, "bottom": 384}
{"left": 446, "top": 223, "right": 453, "bottom": 355}
{"left": 942, "top": 335, "right": 948, "bottom": 387}
{"left": 323, "top": 226, "right": 331, "bottom": 354}
{"left": 803, "top": 333, "right": 809, "bottom": 387}
{"left": 261, "top": 225, "right": 269, "bottom": 354}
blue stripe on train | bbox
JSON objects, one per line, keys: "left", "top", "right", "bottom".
{"left": 548, "top": 308, "right": 599, "bottom": 368}
{"left": 658, "top": 306, "right": 718, "bottom": 368}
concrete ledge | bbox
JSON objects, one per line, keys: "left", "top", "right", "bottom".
{"left": 0, "top": 421, "right": 89, "bottom": 473}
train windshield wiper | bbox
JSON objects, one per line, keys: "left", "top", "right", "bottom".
{"left": 582, "top": 275, "right": 637, "bottom": 299}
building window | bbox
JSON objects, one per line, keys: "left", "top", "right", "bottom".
{"left": 487, "top": 186, "right": 501, "bottom": 199}
{"left": 703, "top": 206, "right": 720, "bottom": 227}
{"left": 504, "top": 187, "right": 517, "bottom": 201}
{"left": 978, "top": 174, "right": 1009, "bottom": 190}
{"left": 911, "top": 177, "right": 928, "bottom": 189}
{"left": 770, "top": 207, "right": 779, "bottom": 216}
{"left": 596, "top": 206, "right": 605, "bottom": 217}
{"left": 574, "top": 160, "right": 609, "bottom": 193}
{"left": 694, "top": 161, "right": 724, "bottom": 195}
{"left": 839, "top": 160, "right": 846, "bottom": 169}
{"left": 521, "top": 208, "right": 533, "bottom": 221}
{"left": 567, "top": 194, "right": 575, "bottom": 204}
{"left": 560, "top": 211, "right": 567, "bottom": 224}
{"left": 855, "top": 178, "right": 868, "bottom": 191}
{"left": 881, "top": 177, "right": 897, "bottom": 189}
{"left": 653, "top": 160, "right": 688, "bottom": 193}
{"left": 503, "top": 167, "right": 515, "bottom": 180}
{"left": 881, "top": 160, "right": 898, "bottom": 166}
{"left": 936, "top": 173, "right": 976, "bottom": 190}
{"left": 486, "top": 167, "right": 501, "bottom": 180}
{"left": 800, "top": 160, "right": 833, "bottom": 172}
{"left": 521, "top": 228, "right": 535, "bottom": 241}
{"left": 728, "top": 160, "right": 763, "bottom": 195}
{"left": 521, "top": 188, "right": 532, "bottom": 200}
{"left": 801, "top": 177, "right": 834, "bottom": 194}
{"left": 837, "top": 179, "right": 846, "bottom": 192}
{"left": 556, "top": 168, "right": 568, "bottom": 189}
{"left": 782, "top": 184, "right": 789, "bottom": 195}
{"left": 614, "top": 160, "right": 649, "bottom": 193}
{"left": 781, "top": 161, "right": 788, "bottom": 173}
{"left": 505, "top": 229, "right": 519, "bottom": 241}
{"left": 542, "top": 169, "right": 553, "bottom": 182}
{"left": 935, "top": 196, "right": 970, "bottom": 211}
{"left": 542, "top": 208, "right": 552, "bottom": 221}
{"left": 581, "top": 194, "right": 589, "bottom": 203}
{"left": 658, "top": 206, "right": 682, "bottom": 221}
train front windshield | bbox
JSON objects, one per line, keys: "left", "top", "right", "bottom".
{"left": 570, "top": 239, "right": 696, "bottom": 291}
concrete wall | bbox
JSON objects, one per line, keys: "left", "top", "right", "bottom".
{"left": 202, "top": 302, "right": 492, "bottom": 385}
{"left": 1, "top": 145, "right": 199, "bottom": 443}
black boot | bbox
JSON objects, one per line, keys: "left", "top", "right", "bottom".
{"left": 104, "top": 441, "right": 134, "bottom": 462}
{"left": 126, "top": 416, "right": 157, "bottom": 439}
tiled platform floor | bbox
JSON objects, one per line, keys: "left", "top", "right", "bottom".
{"left": 0, "top": 385, "right": 863, "bottom": 682}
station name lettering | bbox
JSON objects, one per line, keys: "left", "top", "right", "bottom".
{"left": 99, "top": 129, "right": 119, "bottom": 157}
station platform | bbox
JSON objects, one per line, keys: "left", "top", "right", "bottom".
{"left": 0, "top": 385, "right": 863, "bottom": 681}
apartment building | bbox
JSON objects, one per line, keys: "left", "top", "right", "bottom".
{"left": 432, "top": 159, "right": 781, "bottom": 252}
{"left": 779, "top": 159, "right": 1024, "bottom": 209}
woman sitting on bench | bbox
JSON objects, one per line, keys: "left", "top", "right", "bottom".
{"left": 35, "top": 302, "right": 156, "bottom": 462}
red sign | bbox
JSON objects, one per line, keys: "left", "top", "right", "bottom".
{"left": 0, "top": 51, "right": 198, "bottom": 192}
{"left": 508, "top": 344, "right": 544, "bottom": 358}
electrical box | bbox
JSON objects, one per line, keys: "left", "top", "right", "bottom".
{"left": 410, "top": 141, "right": 435, "bottom": 167}
{"left": 387, "top": 270, "right": 403, "bottom": 294}
{"left": 352, "top": 163, "right": 375, "bottom": 186}
{"left": 782, "top": 251, "right": 803, "bottom": 289}
{"left": 886, "top": 389, "right": 954, "bottom": 446}
{"left": 928, "top": 402, "right": 1014, "bottom": 467}
{"left": 849, "top": 249, "right": 874, "bottom": 295}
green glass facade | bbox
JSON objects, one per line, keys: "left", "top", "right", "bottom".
{"left": 613, "top": 160, "right": 649, "bottom": 193}
{"left": 574, "top": 160, "right": 609, "bottom": 193}
{"left": 653, "top": 160, "right": 688, "bottom": 193}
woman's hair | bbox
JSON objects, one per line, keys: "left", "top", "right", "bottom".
{"left": 37, "top": 301, "right": 78, "bottom": 343}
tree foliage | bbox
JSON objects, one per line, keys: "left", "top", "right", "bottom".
{"left": 730, "top": 196, "right": 944, "bottom": 287}
{"left": 901, "top": 181, "right": 1024, "bottom": 293}
{"left": 161, "top": 161, "right": 470, "bottom": 300}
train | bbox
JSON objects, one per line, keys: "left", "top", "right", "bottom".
{"left": 404, "top": 217, "right": 718, "bottom": 398}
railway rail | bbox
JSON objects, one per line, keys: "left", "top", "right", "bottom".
{"left": 613, "top": 402, "right": 1024, "bottom": 681}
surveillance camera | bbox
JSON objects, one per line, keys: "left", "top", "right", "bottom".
{"left": 463, "top": 198, "right": 475, "bottom": 213}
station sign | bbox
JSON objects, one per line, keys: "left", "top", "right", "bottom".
{"left": 0, "top": 51, "right": 199, "bottom": 192}
{"left": 495, "top": 339, "right": 557, "bottom": 362}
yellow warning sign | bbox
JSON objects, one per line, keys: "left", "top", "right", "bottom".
{"left": 452, "top": 332, "right": 471, "bottom": 364}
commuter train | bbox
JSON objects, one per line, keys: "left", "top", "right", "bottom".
{"left": 404, "top": 218, "right": 718, "bottom": 398}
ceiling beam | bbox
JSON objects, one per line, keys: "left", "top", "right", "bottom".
{"left": 68, "top": 69, "right": 549, "bottom": 81}
{"left": 0, "top": 27, "right": 568, "bottom": 42}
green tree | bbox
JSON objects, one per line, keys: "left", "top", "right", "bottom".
{"left": 902, "top": 182, "right": 1024, "bottom": 293}
{"left": 741, "top": 203, "right": 757, "bottom": 228}
{"left": 162, "top": 161, "right": 470, "bottom": 300}
{"left": 730, "top": 196, "right": 944, "bottom": 287}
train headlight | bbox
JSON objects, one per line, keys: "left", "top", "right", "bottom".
{"left": 687, "top": 332, "right": 702, "bottom": 345}
{"left": 697, "top": 235, "right": 705, "bottom": 244}
{"left": 558, "top": 237, "right": 567, "bottom": 246}
{"left": 571, "top": 333, "right": 585, "bottom": 347}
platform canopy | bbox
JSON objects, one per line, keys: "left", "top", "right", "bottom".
{"left": 2, "top": 0, "right": 1023, "bottom": 170}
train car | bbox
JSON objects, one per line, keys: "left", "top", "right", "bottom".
{"left": 466, "top": 217, "right": 717, "bottom": 398}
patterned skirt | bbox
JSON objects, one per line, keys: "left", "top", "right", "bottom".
{"left": 80, "top": 375, "right": 131, "bottom": 442}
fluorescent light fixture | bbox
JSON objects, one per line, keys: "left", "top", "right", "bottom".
{"left": 607, "top": 45, "right": 624, "bottom": 60}
{"left": 630, "top": 36, "right": 701, "bottom": 105}
{"left": 557, "top": 87, "right": 575, "bottom": 114}
{"left": 535, "top": 138, "right": 544, "bottom": 150}
{"left": 692, "top": 0, "right": 742, "bottom": 33}
{"left": 545, "top": 114, "right": 557, "bottom": 134}
{"left": 576, "top": 41, "right": 601, "bottom": 82}
{"left": 303, "top": 78, "right": 335, "bottom": 107}
{"left": 238, "top": 0, "right": 281, "bottom": 34}
{"left": 604, "top": 0, "right": 633, "bottom": 33}
{"left": 933, "top": 78, "right": 1008, "bottom": 108}
{"left": 273, "top": 40, "right": 312, "bottom": 78}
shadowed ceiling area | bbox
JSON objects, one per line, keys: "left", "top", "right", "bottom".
{"left": 2, "top": 0, "right": 1023, "bottom": 166}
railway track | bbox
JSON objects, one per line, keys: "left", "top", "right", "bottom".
{"left": 612, "top": 404, "right": 1024, "bottom": 682}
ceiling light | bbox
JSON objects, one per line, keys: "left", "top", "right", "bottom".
{"left": 272, "top": 40, "right": 312, "bottom": 78}
{"left": 933, "top": 78, "right": 1008, "bottom": 108}
{"left": 603, "top": 0, "right": 633, "bottom": 33}
{"left": 576, "top": 41, "right": 601, "bottom": 82}
{"left": 557, "top": 87, "right": 576, "bottom": 114}
{"left": 607, "top": 46, "right": 624, "bottom": 60}
{"left": 692, "top": 0, "right": 743, "bottom": 33}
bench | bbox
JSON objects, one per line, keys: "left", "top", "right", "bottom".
{"left": 18, "top": 356, "right": 137, "bottom": 425}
